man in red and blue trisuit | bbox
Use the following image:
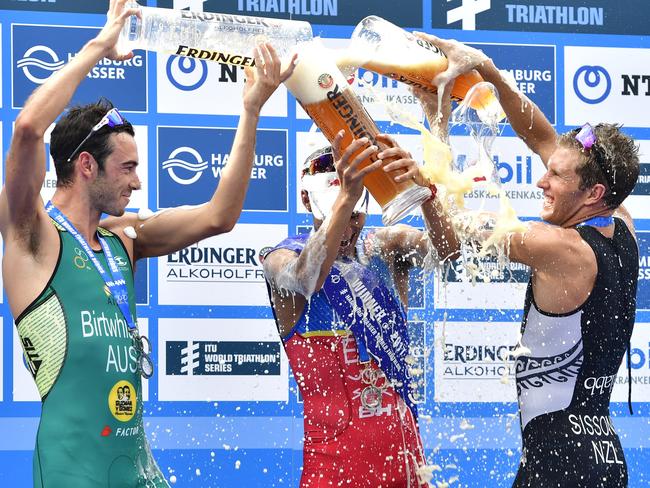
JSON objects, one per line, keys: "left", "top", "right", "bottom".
{"left": 262, "top": 132, "right": 459, "bottom": 487}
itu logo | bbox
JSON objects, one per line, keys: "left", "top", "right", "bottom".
{"left": 161, "top": 146, "right": 208, "bottom": 185}
{"left": 447, "top": 0, "right": 491, "bottom": 30}
{"left": 573, "top": 65, "right": 612, "bottom": 104}
{"left": 167, "top": 341, "right": 201, "bottom": 375}
{"left": 166, "top": 56, "right": 208, "bottom": 91}
{"left": 17, "top": 45, "right": 65, "bottom": 85}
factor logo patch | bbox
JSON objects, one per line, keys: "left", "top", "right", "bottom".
{"left": 108, "top": 380, "right": 137, "bottom": 422}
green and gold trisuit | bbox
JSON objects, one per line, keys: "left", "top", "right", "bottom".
{"left": 16, "top": 220, "right": 168, "bottom": 487}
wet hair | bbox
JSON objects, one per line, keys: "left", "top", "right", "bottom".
{"left": 559, "top": 123, "right": 639, "bottom": 209}
{"left": 49, "top": 98, "right": 134, "bottom": 187}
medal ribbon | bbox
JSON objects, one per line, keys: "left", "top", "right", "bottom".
{"left": 322, "top": 262, "right": 418, "bottom": 418}
{"left": 46, "top": 202, "right": 137, "bottom": 332}
{"left": 577, "top": 215, "right": 614, "bottom": 228}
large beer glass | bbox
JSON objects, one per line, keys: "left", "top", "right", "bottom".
{"left": 285, "top": 41, "right": 431, "bottom": 226}
{"left": 343, "top": 16, "right": 502, "bottom": 116}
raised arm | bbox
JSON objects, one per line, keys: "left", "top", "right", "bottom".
{"left": 117, "top": 43, "right": 297, "bottom": 260}
{"left": 266, "top": 135, "right": 381, "bottom": 294}
{"left": 0, "top": 0, "right": 137, "bottom": 239}
{"left": 415, "top": 33, "right": 558, "bottom": 166}
{"left": 373, "top": 135, "right": 460, "bottom": 266}
{"left": 264, "top": 135, "right": 382, "bottom": 334}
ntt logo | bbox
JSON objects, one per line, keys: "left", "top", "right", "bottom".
{"left": 161, "top": 146, "right": 208, "bottom": 185}
{"left": 166, "top": 56, "right": 208, "bottom": 91}
{"left": 573, "top": 65, "right": 611, "bottom": 104}
{"left": 16, "top": 45, "right": 65, "bottom": 84}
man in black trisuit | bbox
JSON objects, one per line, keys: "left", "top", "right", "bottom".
{"left": 418, "top": 34, "right": 640, "bottom": 487}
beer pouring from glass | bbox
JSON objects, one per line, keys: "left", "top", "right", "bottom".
{"left": 342, "top": 16, "right": 504, "bottom": 120}
{"left": 285, "top": 41, "right": 431, "bottom": 226}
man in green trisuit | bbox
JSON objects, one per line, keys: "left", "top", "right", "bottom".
{"left": 0, "top": 1, "right": 294, "bottom": 486}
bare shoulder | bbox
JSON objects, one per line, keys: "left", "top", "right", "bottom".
{"left": 262, "top": 247, "right": 305, "bottom": 337}
{"left": 263, "top": 247, "right": 299, "bottom": 277}
{"left": 508, "top": 221, "right": 591, "bottom": 270}
{"left": 100, "top": 212, "right": 139, "bottom": 260}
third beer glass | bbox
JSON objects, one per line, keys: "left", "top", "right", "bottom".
{"left": 284, "top": 40, "right": 431, "bottom": 226}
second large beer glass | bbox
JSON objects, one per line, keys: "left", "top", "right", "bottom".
{"left": 284, "top": 41, "right": 431, "bottom": 226}
{"left": 343, "top": 16, "right": 503, "bottom": 120}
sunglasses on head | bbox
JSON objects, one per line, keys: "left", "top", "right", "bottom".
{"left": 574, "top": 123, "right": 614, "bottom": 189}
{"left": 67, "top": 108, "right": 126, "bottom": 163}
{"left": 302, "top": 151, "right": 335, "bottom": 177}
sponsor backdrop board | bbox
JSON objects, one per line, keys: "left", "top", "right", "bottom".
{"left": 1, "top": 1, "right": 650, "bottom": 487}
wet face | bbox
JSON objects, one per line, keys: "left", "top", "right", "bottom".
{"left": 536, "top": 146, "right": 588, "bottom": 226}
{"left": 339, "top": 212, "right": 366, "bottom": 257}
{"left": 313, "top": 211, "right": 366, "bottom": 258}
{"left": 89, "top": 133, "right": 141, "bottom": 217}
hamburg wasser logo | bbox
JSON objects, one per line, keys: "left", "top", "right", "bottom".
{"left": 12, "top": 25, "right": 147, "bottom": 111}
{"left": 158, "top": 127, "right": 288, "bottom": 210}
{"left": 573, "top": 65, "right": 612, "bottom": 104}
{"left": 108, "top": 380, "right": 136, "bottom": 422}
{"left": 166, "top": 341, "right": 281, "bottom": 376}
{"left": 16, "top": 45, "right": 65, "bottom": 84}
{"left": 161, "top": 146, "right": 208, "bottom": 185}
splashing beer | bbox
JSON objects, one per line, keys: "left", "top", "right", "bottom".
{"left": 285, "top": 40, "right": 431, "bottom": 225}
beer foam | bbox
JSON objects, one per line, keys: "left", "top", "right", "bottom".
{"left": 135, "top": 204, "right": 205, "bottom": 230}
{"left": 283, "top": 40, "right": 350, "bottom": 105}
{"left": 124, "top": 226, "right": 137, "bottom": 239}
{"left": 137, "top": 208, "right": 154, "bottom": 220}
{"left": 367, "top": 81, "right": 525, "bottom": 282}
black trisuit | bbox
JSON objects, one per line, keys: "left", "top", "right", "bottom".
{"left": 513, "top": 218, "right": 638, "bottom": 488}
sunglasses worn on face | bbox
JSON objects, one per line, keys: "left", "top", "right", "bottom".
{"left": 574, "top": 123, "right": 614, "bottom": 189}
{"left": 303, "top": 151, "right": 336, "bottom": 177}
{"left": 67, "top": 108, "right": 126, "bottom": 163}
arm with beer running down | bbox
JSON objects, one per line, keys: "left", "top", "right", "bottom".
{"left": 106, "top": 43, "right": 297, "bottom": 260}
{"left": 369, "top": 134, "right": 460, "bottom": 268}
{"left": 414, "top": 33, "right": 558, "bottom": 167}
{"left": 0, "top": 0, "right": 138, "bottom": 238}
{"left": 265, "top": 135, "right": 383, "bottom": 298}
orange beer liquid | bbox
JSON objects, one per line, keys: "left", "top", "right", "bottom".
{"left": 300, "top": 84, "right": 414, "bottom": 208}
{"left": 343, "top": 27, "right": 498, "bottom": 113}
{"left": 362, "top": 57, "right": 493, "bottom": 111}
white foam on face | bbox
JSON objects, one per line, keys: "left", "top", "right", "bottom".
{"left": 283, "top": 40, "right": 350, "bottom": 105}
